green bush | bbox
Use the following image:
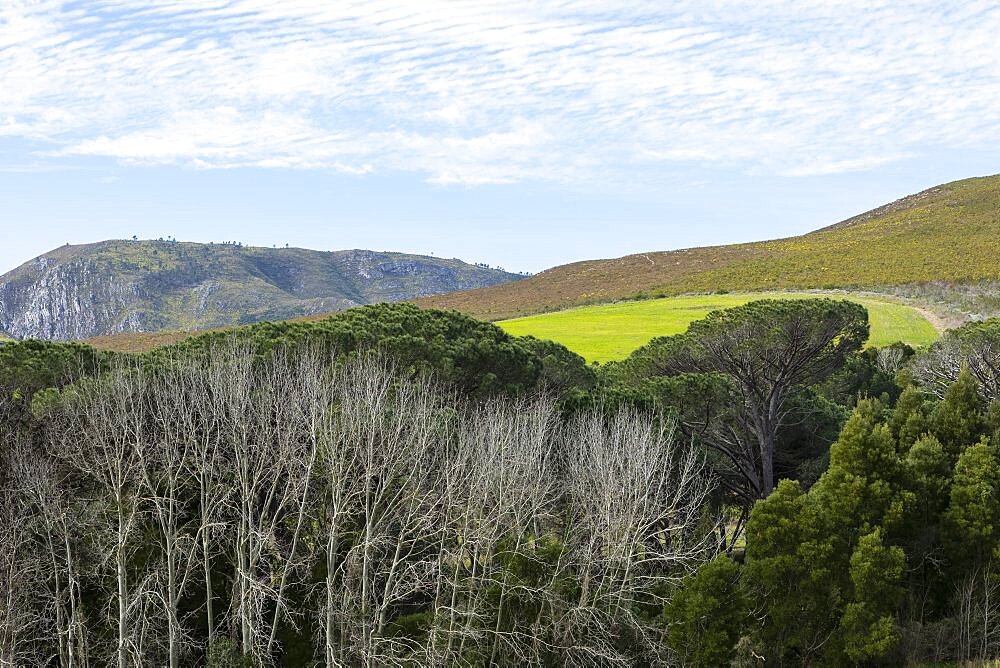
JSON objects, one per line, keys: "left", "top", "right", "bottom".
{"left": 664, "top": 555, "right": 747, "bottom": 667}
{"left": 154, "top": 303, "right": 596, "bottom": 399}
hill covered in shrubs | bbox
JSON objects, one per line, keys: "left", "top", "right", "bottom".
{"left": 0, "top": 240, "right": 522, "bottom": 341}
{"left": 419, "top": 174, "right": 1000, "bottom": 320}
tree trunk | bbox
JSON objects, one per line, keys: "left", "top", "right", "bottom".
{"left": 117, "top": 507, "right": 128, "bottom": 668}
{"left": 760, "top": 429, "right": 775, "bottom": 497}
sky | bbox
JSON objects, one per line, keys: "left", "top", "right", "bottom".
{"left": 1, "top": 1, "right": 999, "bottom": 275}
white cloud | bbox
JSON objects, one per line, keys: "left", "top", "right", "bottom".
{"left": 1, "top": 0, "right": 998, "bottom": 184}
{"left": 782, "top": 153, "right": 916, "bottom": 178}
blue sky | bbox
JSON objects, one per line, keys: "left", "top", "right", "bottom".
{"left": 1, "top": 1, "right": 998, "bottom": 275}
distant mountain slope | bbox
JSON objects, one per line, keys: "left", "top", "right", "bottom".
{"left": 0, "top": 240, "right": 521, "bottom": 340}
{"left": 417, "top": 175, "right": 1000, "bottom": 320}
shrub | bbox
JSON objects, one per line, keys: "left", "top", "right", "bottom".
{"left": 664, "top": 555, "right": 747, "bottom": 667}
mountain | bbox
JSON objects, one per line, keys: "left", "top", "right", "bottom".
{"left": 417, "top": 175, "right": 1000, "bottom": 320}
{"left": 0, "top": 240, "right": 522, "bottom": 341}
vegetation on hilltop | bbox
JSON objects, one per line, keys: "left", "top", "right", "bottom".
{"left": 0, "top": 239, "right": 522, "bottom": 341}
{"left": 151, "top": 302, "right": 594, "bottom": 398}
{"left": 418, "top": 174, "right": 1000, "bottom": 320}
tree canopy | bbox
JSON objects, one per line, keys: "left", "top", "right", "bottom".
{"left": 614, "top": 298, "right": 868, "bottom": 501}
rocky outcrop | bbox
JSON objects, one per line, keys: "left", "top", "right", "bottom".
{"left": 0, "top": 259, "right": 143, "bottom": 340}
{"left": 0, "top": 241, "right": 521, "bottom": 341}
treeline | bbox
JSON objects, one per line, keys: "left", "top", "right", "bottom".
{"left": 0, "top": 305, "right": 712, "bottom": 666}
{"left": 4, "top": 301, "right": 1000, "bottom": 665}
{"left": 663, "top": 318, "right": 1000, "bottom": 665}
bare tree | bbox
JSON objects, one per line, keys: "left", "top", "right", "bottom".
{"left": 218, "top": 345, "right": 322, "bottom": 662}
{"left": 558, "top": 408, "right": 718, "bottom": 664}
{"left": 48, "top": 365, "right": 148, "bottom": 668}
{"left": 876, "top": 346, "right": 906, "bottom": 376}
{"left": 429, "top": 396, "right": 561, "bottom": 666}
{"left": 0, "top": 456, "right": 53, "bottom": 667}
{"left": 264, "top": 347, "right": 326, "bottom": 657}
{"left": 136, "top": 358, "right": 211, "bottom": 668}
{"left": 188, "top": 348, "right": 240, "bottom": 646}
{"left": 7, "top": 445, "right": 88, "bottom": 667}
{"left": 911, "top": 326, "right": 1000, "bottom": 400}
{"left": 955, "top": 566, "right": 1000, "bottom": 662}
{"left": 320, "top": 355, "right": 445, "bottom": 666}
{"left": 0, "top": 491, "right": 36, "bottom": 667}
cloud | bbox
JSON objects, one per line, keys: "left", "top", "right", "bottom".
{"left": 782, "top": 153, "right": 917, "bottom": 178}
{"left": 1, "top": 0, "right": 998, "bottom": 184}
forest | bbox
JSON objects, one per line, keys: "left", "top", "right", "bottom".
{"left": 2, "top": 301, "right": 1000, "bottom": 666}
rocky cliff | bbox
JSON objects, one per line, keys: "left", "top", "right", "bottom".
{"left": 0, "top": 240, "right": 522, "bottom": 340}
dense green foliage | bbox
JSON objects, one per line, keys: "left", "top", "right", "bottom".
{"left": 671, "top": 371, "right": 1000, "bottom": 664}
{"left": 607, "top": 299, "right": 869, "bottom": 504}
{"left": 8, "top": 296, "right": 1000, "bottom": 666}
{"left": 152, "top": 302, "right": 594, "bottom": 398}
{"left": 663, "top": 555, "right": 746, "bottom": 667}
{"left": 0, "top": 340, "right": 112, "bottom": 429}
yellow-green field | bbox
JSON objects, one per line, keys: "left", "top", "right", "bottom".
{"left": 498, "top": 293, "right": 939, "bottom": 364}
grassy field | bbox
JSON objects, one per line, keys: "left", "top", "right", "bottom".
{"left": 419, "top": 175, "right": 1000, "bottom": 320}
{"left": 84, "top": 293, "right": 939, "bottom": 356}
{"left": 498, "top": 293, "right": 939, "bottom": 363}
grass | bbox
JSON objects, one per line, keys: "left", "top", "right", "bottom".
{"left": 418, "top": 174, "right": 1000, "bottom": 321}
{"left": 498, "top": 293, "right": 939, "bottom": 363}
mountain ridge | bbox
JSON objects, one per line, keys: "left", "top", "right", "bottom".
{"left": 0, "top": 240, "right": 521, "bottom": 341}
{"left": 416, "top": 174, "right": 1000, "bottom": 320}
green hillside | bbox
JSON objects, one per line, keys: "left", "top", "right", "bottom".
{"left": 419, "top": 175, "right": 1000, "bottom": 320}
{"left": 499, "top": 293, "right": 938, "bottom": 363}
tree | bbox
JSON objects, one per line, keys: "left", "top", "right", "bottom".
{"left": 44, "top": 367, "right": 148, "bottom": 667}
{"left": 620, "top": 299, "right": 868, "bottom": 499}
{"left": 214, "top": 347, "right": 321, "bottom": 661}
{"left": 841, "top": 528, "right": 906, "bottom": 663}
{"left": 889, "top": 384, "right": 929, "bottom": 449}
{"left": 664, "top": 555, "right": 746, "bottom": 667}
{"left": 945, "top": 440, "right": 1000, "bottom": 567}
{"left": 0, "top": 446, "right": 61, "bottom": 666}
{"left": 6, "top": 445, "right": 88, "bottom": 667}
{"left": 944, "top": 440, "right": 1000, "bottom": 661}
{"left": 559, "top": 408, "right": 718, "bottom": 665}
{"left": 741, "top": 479, "right": 825, "bottom": 661}
{"left": 744, "top": 400, "right": 912, "bottom": 664}
{"left": 929, "top": 369, "right": 989, "bottom": 459}
{"left": 428, "top": 394, "right": 561, "bottom": 665}
{"left": 910, "top": 318, "right": 1000, "bottom": 401}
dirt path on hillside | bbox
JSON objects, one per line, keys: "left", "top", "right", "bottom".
{"left": 912, "top": 306, "right": 962, "bottom": 334}
{"left": 751, "top": 287, "right": 965, "bottom": 335}
{"left": 812, "top": 289, "right": 965, "bottom": 334}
